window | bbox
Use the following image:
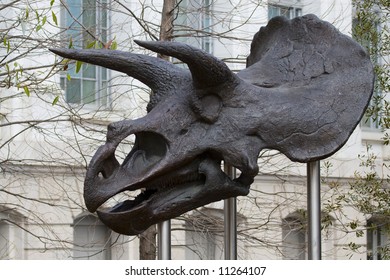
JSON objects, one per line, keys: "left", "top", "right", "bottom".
{"left": 61, "top": 0, "right": 110, "bottom": 106}
{"left": 367, "top": 218, "right": 390, "bottom": 260}
{"left": 0, "top": 208, "right": 25, "bottom": 259}
{"left": 268, "top": 3, "right": 302, "bottom": 20}
{"left": 185, "top": 209, "right": 223, "bottom": 260}
{"left": 282, "top": 212, "right": 306, "bottom": 260}
{"left": 175, "top": 0, "right": 213, "bottom": 54}
{"left": 282, "top": 211, "right": 335, "bottom": 260}
{"left": 73, "top": 213, "right": 112, "bottom": 260}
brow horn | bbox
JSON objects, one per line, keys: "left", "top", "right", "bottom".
{"left": 135, "top": 40, "right": 237, "bottom": 89}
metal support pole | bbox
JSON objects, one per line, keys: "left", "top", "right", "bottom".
{"left": 157, "top": 220, "right": 171, "bottom": 260}
{"left": 307, "top": 161, "right": 322, "bottom": 260}
{"left": 224, "top": 164, "right": 237, "bottom": 260}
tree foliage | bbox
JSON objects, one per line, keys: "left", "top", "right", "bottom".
{"left": 353, "top": 0, "right": 390, "bottom": 133}
{"left": 348, "top": 0, "right": 390, "bottom": 259}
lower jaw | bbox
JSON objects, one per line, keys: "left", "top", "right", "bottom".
{"left": 96, "top": 179, "right": 248, "bottom": 235}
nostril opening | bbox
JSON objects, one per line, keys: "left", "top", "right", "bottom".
{"left": 179, "top": 128, "right": 188, "bottom": 135}
{"left": 98, "top": 171, "right": 105, "bottom": 179}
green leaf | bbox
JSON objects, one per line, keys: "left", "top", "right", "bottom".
{"left": 4, "top": 37, "right": 10, "bottom": 53}
{"left": 50, "top": 0, "right": 55, "bottom": 7}
{"left": 36, "top": 25, "right": 42, "bottom": 32}
{"left": 75, "top": 61, "right": 82, "bottom": 73}
{"left": 349, "top": 221, "right": 358, "bottom": 230}
{"left": 86, "top": 40, "right": 96, "bottom": 49}
{"left": 111, "top": 40, "right": 118, "bottom": 50}
{"left": 25, "top": 8, "right": 29, "bottom": 19}
{"left": 35, "top": 10, "right": 40, "bottom": 22}
{"left": 23, "top": 86, "right": 30, "bottom": 97}
{"left": 68, "top": 37, "right": 73, "bottom": 49}
{"left": 52, "top": 96, "right": 59, "bottom": 106}
{"left": 66, "top": 73, "right": 71, "bottom": 81}
{"left": 42, "top": 16, "right": 47, "bottom": 26}
{"left": 52, "top": 11, "right": 58, "bottom": 26}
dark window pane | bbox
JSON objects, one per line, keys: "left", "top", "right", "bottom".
{"left": 100, "top": 81, "right": 108, "bottom": 106}
{"left": 83, "top": 80, "right": 96, "bottom": 104}
{"left": 101, "top": 67, "right": 107, "bottom": 81}
{"left": 268, "top": 6, "right": 279, "bottom": 19}
{"left": 66, "top": 78, "right": 81, "bottom": 104}
{"left": 83, "top": 63, "right": 96, "bottom": 79}
{"left": 67, "top": 62, "right": 81, "bottom": 78}
{"left": 66, "top": 0, "right": 82, "bottom": 29}
{"left": 102, "top": 3, "right": 108, "bottom": 28}
{"left": 101, "top": 29, "right": 107, "bottom": 44}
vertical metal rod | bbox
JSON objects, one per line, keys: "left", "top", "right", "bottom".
{"left": 307, "top": 161, "right": 322, "bottom": 260}
{"left": 157, "top": 220, "right": 171, "bottom": 260}
{"left": 224, "top": 164, "right": 237, "bottom": 260}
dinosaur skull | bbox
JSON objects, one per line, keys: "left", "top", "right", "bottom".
{"left": 51, "top": 15, "right": 374, "bottom": 235}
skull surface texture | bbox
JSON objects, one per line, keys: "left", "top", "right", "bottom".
{"left": 51, "top": 15, "right": 374, "bottom": 235}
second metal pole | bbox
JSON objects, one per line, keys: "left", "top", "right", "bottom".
{"left": 224, "top": 164, "right": 237, "bottom": 260}
{"left": 307, "top": 161, "right": 322, "bottom": 260}
{"left": 157, "top": 220, "right": 171, "bottom": 260}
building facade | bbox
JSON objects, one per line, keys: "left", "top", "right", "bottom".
{"left": 0, "top": 0, "right": 388, "bottom": 260}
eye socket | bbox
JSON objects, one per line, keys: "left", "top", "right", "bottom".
{"left": 191, "top": 93, "right": 222, "bottom": 124}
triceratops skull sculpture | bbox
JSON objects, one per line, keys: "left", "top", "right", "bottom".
{"left": 51, "top": 15, "right": 374, "bottom": 235}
